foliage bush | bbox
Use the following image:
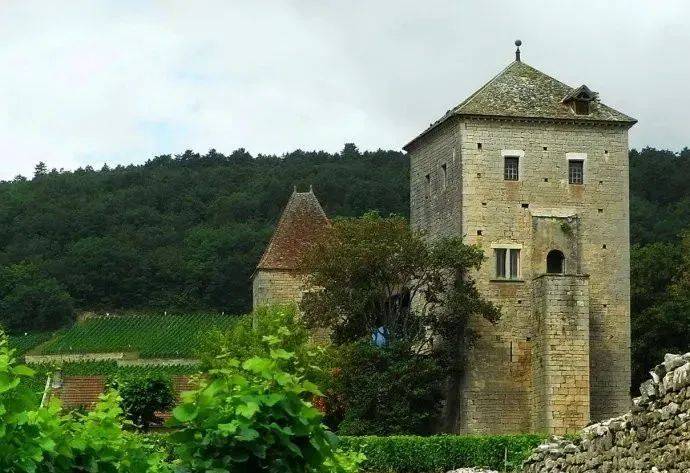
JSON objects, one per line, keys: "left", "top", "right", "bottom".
{"left": 339, "top": 434, "right": 546, "bottom": 472}
{"left": 199, "top": 304, "right": 336, "bottom": 393}
{"left": 169, "top": 330, "right": 363, "bottom": 472}
{"left": 0, "top": 333, "right": 170, "bottom": 472}
{"left": 328, "top": 341, "right": 444, "bottom": 435}
{"left": 34, "top": 312, "right": 239, "bottom": 358}
{"left": 111, "top": 374, "right": 175, "bottom": 432}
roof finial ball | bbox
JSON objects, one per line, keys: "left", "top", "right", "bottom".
{"left": 515, "top": 39, "right": 522, "bottom": 62}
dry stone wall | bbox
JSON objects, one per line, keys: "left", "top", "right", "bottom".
{"left": 523, "top": 353, "right": 690, "bottom": 472}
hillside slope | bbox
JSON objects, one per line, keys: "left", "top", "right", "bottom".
{"left": 0, "top": 144, "right": 409, "bottom": 323}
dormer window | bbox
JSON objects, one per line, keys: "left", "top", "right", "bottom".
{"left": 574, "top": 100, "right": 589, "bottom": 115}
{"left": 562, "top": 85, "right": 598, "bottom": 116}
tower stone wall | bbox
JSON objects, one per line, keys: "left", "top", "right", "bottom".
{"left": 531, "top": 274, "right": 590, "bottom": 435}
{"left": 252, "top": 270, "right": 305, "bottom": 309}
{"left": 408, "top": 90, "right": 633, "bottom": 434}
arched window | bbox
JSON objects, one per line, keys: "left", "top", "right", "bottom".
{"left": 546, "top": 250, "right": 565, "bottom": 274}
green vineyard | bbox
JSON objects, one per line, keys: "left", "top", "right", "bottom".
{"left": 8, "top": 332, "right": 54, "bottom": 355}
{"left": 33, "top": 313, "right": 239, "bottom": 358}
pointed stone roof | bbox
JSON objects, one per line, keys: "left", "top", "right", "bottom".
{"left": 404, "top": 60, "right": 636, "bottom": 150}
{"left": 255, "top": 188, "right": 330, "bottom": 271}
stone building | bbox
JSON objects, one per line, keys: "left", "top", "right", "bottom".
{"left": 405, "top": 47, "right": 636, "bottom": 435}
{"left": 252, "top": 187, "right": 329, "bottom": 309}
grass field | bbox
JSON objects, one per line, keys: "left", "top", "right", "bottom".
{"left": 33, "top": 313, "right": 239, "bottom": 358}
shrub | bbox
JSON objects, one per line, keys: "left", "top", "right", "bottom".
{"left": 200, "top": 304, "right": 336, "bottom": 391}
{"left": 66, "top": 391, "right": 172, "bottom": 472}
{"left": 112, "top": 374, "right": 175, "bottom": 432}
{"left": 0, "top": 332, "right": 170, "bottom": 472}
{"left": 339, "top": 434, "right": 546, "bottom": 472}
{"left": 169, "top": 330, "right": 363, "bottom": 472}
{"left": 329, "top": 341, "right": 443, "bottom": 435}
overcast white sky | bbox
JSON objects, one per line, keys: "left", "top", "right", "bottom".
{"left": 0, "top": 1, "right": 688, "bottom": 179}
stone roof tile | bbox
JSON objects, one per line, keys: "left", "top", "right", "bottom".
{"left": 255, "top": 188, "right": 330, "bottom": 271}
{"left": 405, "top": 60, "right": 636, "bottom": 150}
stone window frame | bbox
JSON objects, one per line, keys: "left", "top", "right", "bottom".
{"left": 501, "top": 149, "right": 525, "bottom": 182}
{"left": 566, "top": 152, "right": 587, "bottom": 185}
{"left": 491, "top": 243, "right": 523, "bottom": 281}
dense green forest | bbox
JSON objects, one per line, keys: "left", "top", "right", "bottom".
{"left": 0, "top": 144, "right": 408, "bottom": 330}
{"left": 1, "top": 144, "right": 689, "bottom": 390}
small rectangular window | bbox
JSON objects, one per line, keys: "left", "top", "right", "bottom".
{"left": 569, "top": 160, "right": 584, "bottom": 184}
{"left": 424, "top": 174, "right": 430, "bottom": 198}
{"left": 504, "top": 157, "right": 519, "bottom": 181}
{"left": 441, "top": 163, "right": 447, "bottom": 190}
{"left": 495, "top": 248, "right": 520, "bottom": 279}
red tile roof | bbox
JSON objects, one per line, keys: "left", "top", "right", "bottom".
{"left": 52, "top": 376, "right": 106, "bottom": 409}
{"left": 50, "top": 375, "right": 196, "bottom": 412}
{"left": 256, "top": 188, "right": 330, "bottom": 271}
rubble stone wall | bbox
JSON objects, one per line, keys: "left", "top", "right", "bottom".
{"left": 523, "top": 353, "right": 690, "bottom": 472}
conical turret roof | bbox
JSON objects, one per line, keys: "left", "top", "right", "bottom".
{"left": 256, "top": 188, "right": 330, "bottom": 271}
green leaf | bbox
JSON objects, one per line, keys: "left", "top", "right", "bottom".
{"left": 270, "top": 348, "right": 293, "bottom": 360}
{"left": 241, "top": 357, "right": 273, "bottom": 375}
{"left": 236, "top": 427, "right": 259, "bottom": 441}
{"left": 236, "top": 401, "right": 259, "bottom": 418}
{"left": 172, "top": 403, "right": 199, "bottom": 422}
{"left": 11, "top": 365, "right": 35, "bottom": 377}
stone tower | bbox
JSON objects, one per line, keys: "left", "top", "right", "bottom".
{"left": 405, "top": 50, "right": 636, "bottom": 435}
{"left": 252, "top": 187, "right": 329, "bottom": 310}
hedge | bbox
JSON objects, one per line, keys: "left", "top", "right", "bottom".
{"left": 339, "top": 434, "right": 546, "bottom": 472}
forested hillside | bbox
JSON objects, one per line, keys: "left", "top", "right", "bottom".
{"left": 2, "top": 144, "right": 690, "bottom": 390}
{"left": 0, "top": 144, "right": 408, "bottom": 330}
{"left": 629, "top": 147, "right": 690, "bottom": 388}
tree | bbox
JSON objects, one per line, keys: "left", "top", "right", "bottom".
{"left": 33, "top": 161, "right": 47, "bottom": 179}
{"left": 0, "top": 262, "right": 74, "bottom": 332}
{"left": 300, "top": 212, "right": 499, "bottom": 346}
{"left": 113, "top": 374, "right": 175, "bottom": 432}
{"left": 330, "top": 341, "right": 444, "bottom": 435}
{"left": 299, "top": 212, "right": 499, "bottom": 432}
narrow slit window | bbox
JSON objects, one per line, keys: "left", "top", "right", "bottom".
{"left": 424, "top": 174, "right": 431, "bottom": 198}
{"left": 569, "top": 160, "right": 584, "bottom": 184}
{"left": 504, "top": 156, "right": 519, "bottom": 181}
{"left": 441, "top": 163, "right": 447, "bottom": 190}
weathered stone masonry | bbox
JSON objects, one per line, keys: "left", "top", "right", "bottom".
{"left": 406, "top": 58, "right": 636, "bottom": 435}
{"left": 524, "top": 353, "right": 690, "bottom": 472}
